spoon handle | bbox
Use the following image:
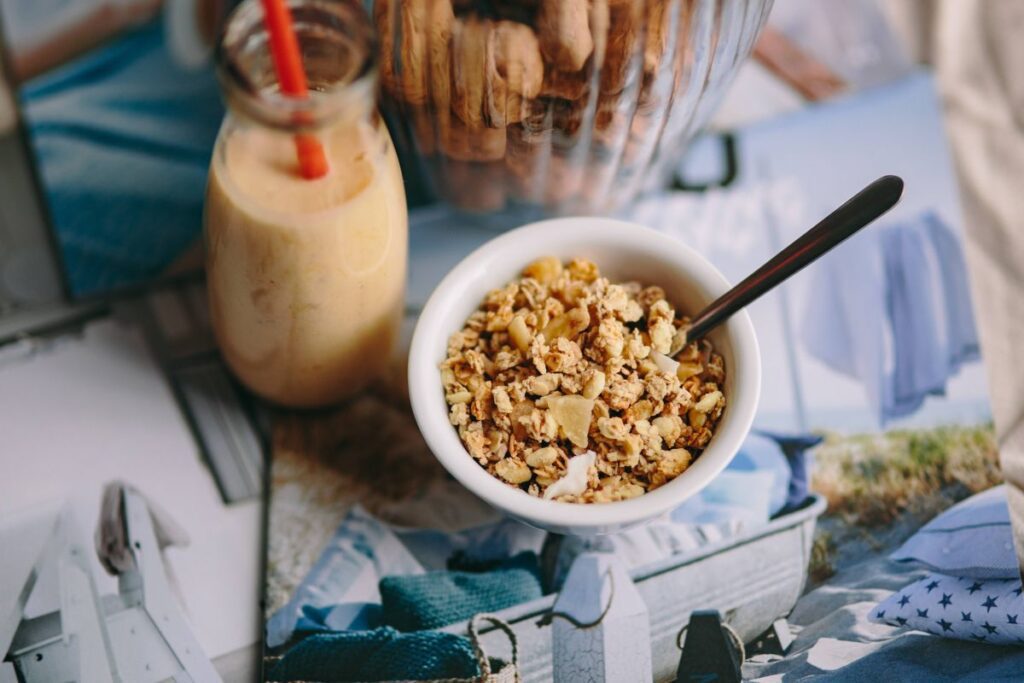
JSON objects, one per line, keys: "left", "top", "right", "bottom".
{"left": 686, "top": 174, "right": 904, "bottom": 341}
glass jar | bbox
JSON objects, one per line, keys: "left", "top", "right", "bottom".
{"left": 206, "top": 0, "right": 407, "bottom": 407}
{"left": 374, "top": 0, "right": 772, "bottom": 218}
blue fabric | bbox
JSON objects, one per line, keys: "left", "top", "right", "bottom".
{"left": 670, "top": 470, "right": 776, "bottom": 526}
{"left": 755, "top": 430, "right": 823, "bottom": 512}
{"left": 266, "top": 627, "right": 483, "bottom": 682}
{"left": 266, "top": 506, "right": 424, "bottom": 648}
{"left": 295, "top": 602, "right": 382, "bottom": 637}
{"left": 883, "top": 224, "right": 948, "bottom": 417}
{"left": 801, "top": 212, "right": 980, "bottom": 425}
{"left": 273, "top": 431, "right": 820, "bottom": 645}
{"left": 20, "top": 21, "right": 222, "bottom": 296}
{"left": 379, "top": 552, "right": 542, "bottom": 632}
{"left": 923, "top": 212, "right": 981, "bottom": 371}
{"left": 395, "top": 516, "right": 547, "bottom": 571}
{"left": 672, "top": 430, "right": 821, "bottom": 522}
{"left": 801, "top": 229, "right": 889, "bottom": 420}
{"left": 870, "top": 572, "right": 1024, "bottom": 646}
{"left": 721, "top": 432, "right": 794, "bottom": 515}
{"left": 552, "top": 431, "right": 821, "bottom": 588}
{"left": 891, "top": 486, "right": 1018, "bottom": 579}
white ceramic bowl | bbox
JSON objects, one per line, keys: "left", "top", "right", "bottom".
{"left": 408, "top": 217, "right": 761, "bottom": 535}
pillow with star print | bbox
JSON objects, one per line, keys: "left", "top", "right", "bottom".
{"left": 869, "top": 572, "right": 1024, "bottom": 645}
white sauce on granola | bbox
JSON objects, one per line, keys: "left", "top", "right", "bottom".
{"left": 543, "top": 451, "right": 596, "bottom": 500}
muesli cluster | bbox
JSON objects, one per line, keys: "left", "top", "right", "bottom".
{"left": 441, "top": 257, "right": 726, "bottom": 503}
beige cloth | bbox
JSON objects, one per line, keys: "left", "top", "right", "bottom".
{"left": 884, "top": 0, "right": 1024, "bottom": 574}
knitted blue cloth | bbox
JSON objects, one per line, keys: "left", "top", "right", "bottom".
{"left": 380, "top": 552, "right": 542, "bottom": 632}
{"left": 266, "top": 627, "right": 481, "bottom": 682}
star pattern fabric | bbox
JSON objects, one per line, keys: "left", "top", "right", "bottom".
{"left": 870, "top": 572, "right": 1024, "bottom": 645}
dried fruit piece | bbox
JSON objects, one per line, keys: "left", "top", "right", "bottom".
{"left": 677, "top": 361, "right": 703, "bottom": 381}
{"left": 621, "top": 434, "right": 643, "bottom": 466}
{"left": 649, "top": 318, "right": 675, "bottom": 354}
{"left": 637, "top": 286, "right": 666, "bottom": 310}
{"left": 605, "top": 480, "right": 645, "bottom": 500}
{"left": 581, "top": 368, "right": 606, "bottom": 400}
{"left": 446, "top": 390, "right": 473, "bottom": 404}
{"left": 597, "top": 416, "right": 628, "bottom": 441}
{"left": 508, "top": 314, "right": 532, "bottom": 354}
{"left": 523, "top": 373, "right": 561, "bottom": 396}
{"left": 526, "top": 446, "right": 559, "bottom": 468}
{"left": 677, "top": 341, "right": 702, "bottom": 363}
{"left": 625, "top": 330, "right": 650, "bottom": 361}
{"left": 492, "top": 386, "right": 514, "bottom": 413}
{"left": 510, "top": 400, "right": 534, "bottom": 440}
{"left": 543, "top": 337, "right": 583, "bottom": 373}
{"left": 693, "top": 390, "right": 723, "bottom": 414}
{"left": 591, "top": 317, "right": 625, "bottom": 360}
{"left": 523, "top": 256, "right": 564, "bottom": 285}
{"left": 604, "top": 375, "right": 644, "bottom": 411}
{"left": 449, "top": 402, "right": 469, "bottom": 427}
{"left": 495, "top": 457, "right": 532, "bottom": 484}
{"left": 624, "top": 398, "right": 654, "bottom": 423}
{"left": 658, "top": 448, "right": 693, "bottom": 478}
{"left": 652, "top": 414, "right": 683, "bottom": 445}
{"left": 541, "top": 306, "right": 591, "bottom": 341}
{"left": 620, "top": 299, "right": 643, "bottom": 323}
{"left": 523, "top": 407, "right": 559, "bottom": 442}
{"left": 547, "top": 394, "right": 594, "bottom": 448}
{"left": 566, "top": 258, "right": 599, "bottom": 283}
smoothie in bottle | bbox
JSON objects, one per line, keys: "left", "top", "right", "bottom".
{"left": 206, "top": 0, "right": 407, "bottom": 407}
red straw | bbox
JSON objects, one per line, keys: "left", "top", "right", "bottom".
{"left": 260, "top": 0, "right": 329, "bottom": 179}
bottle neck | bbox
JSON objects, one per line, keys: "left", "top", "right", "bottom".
{"left": 216, "top": 0, "right": 378, "bottom": 132}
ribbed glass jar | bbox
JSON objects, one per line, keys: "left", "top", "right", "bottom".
{"left": 374, "top": 0, "right": 773, "bottom": 217}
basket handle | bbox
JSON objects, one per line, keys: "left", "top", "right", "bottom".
{"left": 468, "top": 613, "right": 520, "bottom": 682}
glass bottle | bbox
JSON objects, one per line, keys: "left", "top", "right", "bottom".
{"left": 206, "top": 0, "right": 407, "bottom": 407}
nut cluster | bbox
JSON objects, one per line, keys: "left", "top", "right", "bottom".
{"left": 441, "top": 257, "right": 726, "bottom": 503}
{"left": 374, "top": 0, "right": 676, "bottom": 210}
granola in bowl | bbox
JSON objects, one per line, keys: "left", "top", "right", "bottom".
{"left": 440, "top": 256, "right": 726, "bottom": 504}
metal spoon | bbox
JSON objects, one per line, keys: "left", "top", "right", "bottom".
{"left": 681, "top": 174, "right": 904, "bottom": 344}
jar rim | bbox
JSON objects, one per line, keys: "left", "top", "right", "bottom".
{"left": 215, "top": 0, "right": 377, "bottom": 131}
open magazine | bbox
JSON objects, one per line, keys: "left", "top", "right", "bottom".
{"left": 262, "top": 71, "right": 1011, "bottom": 682}
{"left": 0, "top": 0, "right": 225, "bottom": 297}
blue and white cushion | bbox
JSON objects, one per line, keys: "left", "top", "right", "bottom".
{"left": 870, "top": 572, "right": 1024, "bottom": 645}
{"left": 890, "top": 485, "right": 1017, "bottom": 578}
